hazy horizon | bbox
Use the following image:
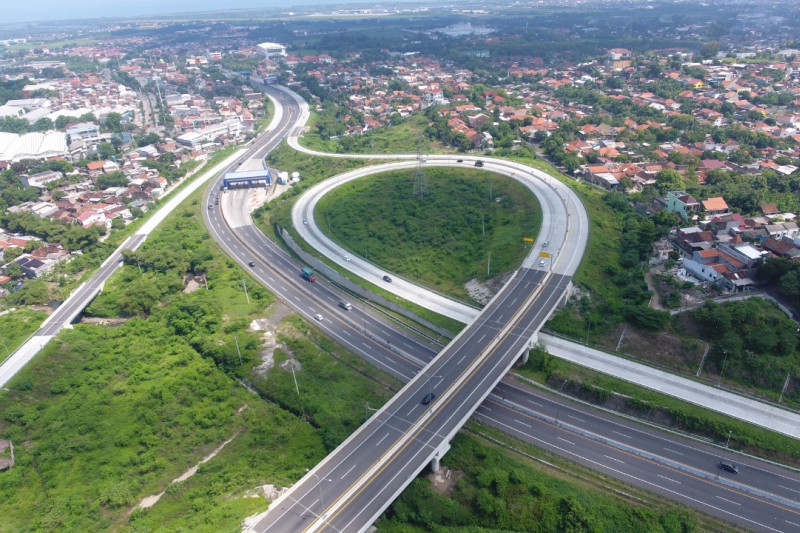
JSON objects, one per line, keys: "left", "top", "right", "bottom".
{"left": 5, "top": 0, "right": 421, "bottom": 25}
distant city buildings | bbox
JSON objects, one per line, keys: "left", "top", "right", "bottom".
{"left": 257, "top": 42, "right": 287, "bottom": 60}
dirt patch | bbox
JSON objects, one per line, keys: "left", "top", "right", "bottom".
{"left": 251, "top": 301, "right": 295, "bottom": 376}
{"left": 132, "top": 428, "right": 242, "bottom": 513}
{"left": 616, "top": 328, "right": 705, "bottom": 373}
{"left": 184, "top": 279, "right": 201, "bottom": 293}
{"left": 80, "top": 317, "right": 130, "bottom": 326}
{"left": 427, "top": 466, "right": 463, "bottom": 497}
{"left": 464, "top": 273, "right": 512, "bottom": 306}
{"left": 244, "top": 483, "right": 287, "bottom": 501}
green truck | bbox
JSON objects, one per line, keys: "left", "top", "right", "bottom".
{"left": 301, "top": 267, "right": 316, "bottom": 282}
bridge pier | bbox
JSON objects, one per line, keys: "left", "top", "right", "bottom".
{"left": 518, "top": 334, "right": 538, "bottom": 365}
{"left": 430, "top": 441, "right": 451, "bottom": 473}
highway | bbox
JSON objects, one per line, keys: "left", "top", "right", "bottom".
{"left": 207, "top": 88, "right": 800, "bottom": 532}
{"left": 2, "top": 82, "right": 798, "bottom": 532}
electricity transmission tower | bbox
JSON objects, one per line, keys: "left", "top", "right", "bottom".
{"left": 413, "top": 144, "right": 429, "bottom": 199}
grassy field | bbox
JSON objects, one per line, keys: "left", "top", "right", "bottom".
{"left": 315, "top": 167, "right": 542, "bottom": 301}
{"left": 298, "top": 113, "right": 441, "bottom": 155}
{"left": 0, "top": 308, "right": 48, "bottom": 362}
{"left": 0, "top": 180, "right": 394, "bottom": 531}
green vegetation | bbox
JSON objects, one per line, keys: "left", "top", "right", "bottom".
{"left": 536, "top": 166, "right": 671, "bottom": 336}
{"left": 0, "top": 181, "right": 394, "bottom": 531}
{"left": 0, "top": 308, "right": 47, "bottom": 359}
{"left": 681, "top": 299, "right": 799, "bottom": 397}
{"left": 300, "top": 112, "right": 439, "bottom": 155}
{"left": 379, "top": 431, "right": 706, "bottom": 532}
{"left": 251, "top": 314, "right": 400, "bottom": 452}
{"left": 316, "top": 167, "right": 542, "bottom": 301}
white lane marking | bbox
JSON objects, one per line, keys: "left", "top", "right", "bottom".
{"left": 556, "top": 436, "right": 574, "bottom": 445}
{"left": 478, "top": 413, "right": 776, "bottom": 533}
{"left": 515, "top": 419, "right": 532, "bottom": 428}
{"left": 478, "top": 334, "right": 486, "bottom": 343}
{"left": 786, "top": 520, "right": 800, "bottom": 528}
{"left": 362, "top": 342, "right": 371, "bottom": 349}
{"left": 658, "top": 474, "right": 681, "bottom": 484}
{"left": 715, "top": 496, "right": 741, "bottom": 506}
{"left": 663, "top": 448, "right": 683, "bottom": 456}
{"left": 613, "top": 430, "right": 632, "bottom": 439}
{"left": 280, "top": 286, "right": 287, "bottom": 292}
{"left": 457, "top": 355, "right": 466, "bottom": 365}
{"left": 566, "top": 414, "right": 584, "bottom": 422}
{"left": 778, "top": 484, "right": 800, "bottom": 495}
{"left": 375, "top": 433, "right": 389, "bottom": 447}
{"left": 407, "top": 406, "right": 416, "bottom": 417}
{"left": 341, "top": 464, "right": 357, "bottom": 480}
{"left": 603, "top": 454, "right": 625, "bottom": 464}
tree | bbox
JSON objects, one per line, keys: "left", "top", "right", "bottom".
{"left": 96, "top": 171, "right": 128, "bottom": 190}
{"left": 33, "top": 117, "right": 54, "bottom": 132}
{"left": 655, "top": 169, "right": 684, "bottom": 194}
{"left": 3, "top": 246, "right": 24, "bottom": 263}
{"left": 104, "top": 112, "right": 122, "bottom": 133}
{"left": 97, "top": 141, "right": 116, "bottom": 160}
{"left": 4, "top": 262, "right": 23, "bottom": 280}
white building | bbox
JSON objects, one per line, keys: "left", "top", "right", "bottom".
{"left": 257, "top": 42, "right": 287, "bottom": 60}
{"left": 176, "top": 118, "right": 241, "bottom": 148}
{"left": 0, "top": 131, "right": 68, "bottom": 164}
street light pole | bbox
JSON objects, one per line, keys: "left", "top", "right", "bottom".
{"left": 307, "top": 471, "right": 331, "bottom": 520}
{"left": 726, "top": 429, "right": 732, "bottom": 449}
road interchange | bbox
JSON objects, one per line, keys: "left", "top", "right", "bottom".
{"left": 209, "top": 87, "right": 800, "bottom": 532}
{"left": 0, "top": 82, "right": 797, "bottom": 532}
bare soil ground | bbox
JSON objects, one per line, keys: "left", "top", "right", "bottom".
{"left": 251, "top": 301, "right": 294, "bottom": 376}
{"left": 427, "top": 466, "right": 464, "bottom": 498}
{"left": 464, "top": 272, "right": 513, "bottom": 306}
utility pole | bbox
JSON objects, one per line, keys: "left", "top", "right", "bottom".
{"left": 413, "top": 144, "right": 429, "bottom": 199}
{"left": 487, "top": 251, "right": 491, "bottom": 277}
{"left": 290, "top": 362, "right": 300, "bottom": 395}
{"left": 233, "top": 335, "right": 242, "bottom": 365}
{"left": 241, "top": 279, "right": 249, "bottom": 304}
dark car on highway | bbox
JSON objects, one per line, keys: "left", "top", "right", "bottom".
{"left": 383, "top": 275, "right": 392, "bottom": 282}
{"left": 718, "top": 460, "right": 739, "bottom": 474}
{"left": 422, "top": 393, "right": 436, "bottom": 405}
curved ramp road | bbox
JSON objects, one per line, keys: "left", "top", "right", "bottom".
{"left": 205, "top": 86, "right": 800, "bottom": 533}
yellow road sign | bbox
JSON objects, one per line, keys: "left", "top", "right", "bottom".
{"left": 523, "top": 237, "right": 534, "bottom": 242}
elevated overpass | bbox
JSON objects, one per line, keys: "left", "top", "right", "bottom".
{"left": 245, "top": 104, "right": 589, "bottom": 529}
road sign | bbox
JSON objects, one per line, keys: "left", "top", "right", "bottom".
{"left": 523, "top": 237, "right": 534, "bottom": 242}
{"left": 539, "top": 251, "right": 550, "bottom": 258}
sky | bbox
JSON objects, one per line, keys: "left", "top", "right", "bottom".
{"left": 5, "top": 0, "right": 413, "bottom": 24}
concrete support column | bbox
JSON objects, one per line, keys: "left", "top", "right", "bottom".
{"left": 430, "top": 441, "right": 451, "bottom": 473}
{"left": 519, "top": 334, "right": 538, "bottom": 365}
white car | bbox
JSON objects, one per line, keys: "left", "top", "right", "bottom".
{"left": 343, "top": 255, "right": 351, "bottom": 262}
{"left": 314, "top": 313, "right": 323, "bottom": 321}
